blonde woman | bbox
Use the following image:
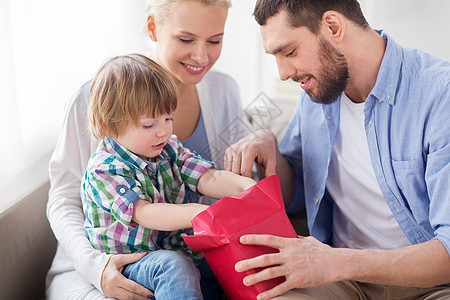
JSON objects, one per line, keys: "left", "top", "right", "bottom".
{"left": 46, "top": 1, "right": 249, "bottom": 299}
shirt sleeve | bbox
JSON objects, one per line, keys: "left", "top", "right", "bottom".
{"left": 425, "top": 83, "right": 450, "bottom": 255}
{"left": 170, "top": 137, "right": 214, "bottom": 192}
{"left": 278, "top": 97, "right": 307, "bottom": 215}
{"left": 84, "top": 159, "right": 150, "bottom": 231}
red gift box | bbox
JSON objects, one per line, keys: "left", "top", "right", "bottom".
{"left": 183, "top": 175, "right": 298, "bottom": 300}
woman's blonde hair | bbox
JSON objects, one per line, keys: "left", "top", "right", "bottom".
{"left": 148, "top": 0, "right": 232, "bottom": 24}
{"left": 89, "top": 54, "right": 178, "bottom": 140}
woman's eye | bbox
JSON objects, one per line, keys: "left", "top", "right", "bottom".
{"left": 166, "top": 117, "right": 173, "bottom": 122}
{"left": 143, "top": 123, "right": 155, "bottom": 129}
{"left": 179, "top": 38, "right": 193, "bottom": 43}
{"left": 208, "top": 40, "right": 221, "bottom": 45}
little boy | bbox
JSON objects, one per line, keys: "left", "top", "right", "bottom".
{"left": 82, "top": 54, "right": 256, "bottom": 299}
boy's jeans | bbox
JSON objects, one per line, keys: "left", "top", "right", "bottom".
{"left": 123, "top": 250, "right": 203, "bottom": 300}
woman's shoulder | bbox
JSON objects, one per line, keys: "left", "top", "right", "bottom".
{"left": 63, "top": 80, "right": 93, "bottom": 118}
{"left": 200, "top": 70, "right": 238, "bottom": 90}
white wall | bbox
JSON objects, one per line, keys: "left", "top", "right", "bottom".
{"left": 1, "top": 0, "right": 449, "bottom": 190}
{"left": 359, "top": 0, "right": 450, "bottom": 61}
{"left": 215, "top": 0, "right": 450, "bottom": 109}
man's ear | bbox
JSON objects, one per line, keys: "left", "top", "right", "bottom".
{"left": 146, "top": 15, "right": 157, "bottom": 42}
{"left": 321, "top": 11, "right": 345, "bottom": 43}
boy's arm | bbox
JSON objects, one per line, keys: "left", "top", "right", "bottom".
{"left": 132, "top": 201, "right": 208, "bottom": 231}
{"left": 197, "top": 169, "right": 257, "bottom": 200}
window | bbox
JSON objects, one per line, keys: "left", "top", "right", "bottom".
{"left": 0, "top": 0, "right": 151, "bottom": 185}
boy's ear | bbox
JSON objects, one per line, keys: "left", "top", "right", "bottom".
{"left": 146, "top": 15, "right": 157, "bottom": 42}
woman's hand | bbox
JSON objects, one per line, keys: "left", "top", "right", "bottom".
{"left": 101, "top": 252, "right": 154, "bottom": 299}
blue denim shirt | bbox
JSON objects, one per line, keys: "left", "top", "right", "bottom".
{"left": 279, "top": 30, "right": 450, "bottom": 254}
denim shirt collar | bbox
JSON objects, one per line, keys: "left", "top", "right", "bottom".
{"left": 370, "top": 30, "right": 403, "bottom": 106}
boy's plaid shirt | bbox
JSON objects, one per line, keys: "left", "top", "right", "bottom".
{"left": 82, "top": 135, "right": 214, "bottom": 262}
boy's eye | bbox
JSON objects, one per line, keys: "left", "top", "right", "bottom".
{"left": 166, "top": 117, "right": 173, "bottom": 122}
{"left": 143, "top": 123, "right": 155, "bottom": 129}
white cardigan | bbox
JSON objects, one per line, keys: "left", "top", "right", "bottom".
{"left": 46, "top": 71, "right": 251, "bottom": 298}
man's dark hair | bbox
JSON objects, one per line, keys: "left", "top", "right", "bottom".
{"left": 254, "top": 0, "right": 369, "bottom": 34}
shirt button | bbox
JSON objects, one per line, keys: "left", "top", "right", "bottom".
{"left": 120, "top": 187, "right": 126, "bottom": 194}
{"left": 315, "top": 198, "right": 319, "bottom": 205}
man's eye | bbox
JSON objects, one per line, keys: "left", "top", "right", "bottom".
{"left": 286, "top": 50, "right": 295, "bottom": 57}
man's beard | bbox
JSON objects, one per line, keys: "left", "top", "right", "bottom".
{"left": 305, "top": 38, "right": 349, "bottom": 105}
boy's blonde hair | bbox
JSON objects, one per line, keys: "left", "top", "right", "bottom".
{"left": 148, "top": 0, "right": 232, "bottom": 24}
{"left": 89, "top": 54, "right": 177, "bottom": 140}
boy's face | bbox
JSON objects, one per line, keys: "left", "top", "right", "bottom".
{"left": 116, "top": 113, "right": 173, "bottom": 160}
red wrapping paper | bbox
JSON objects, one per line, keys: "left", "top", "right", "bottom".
{"left": 183, "top": 175, "right": 298, "bottom": 299}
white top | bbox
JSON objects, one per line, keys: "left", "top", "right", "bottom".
{"left": 46, "top": 71, "right": 250, "bottom": 296}
{"left": 326, "top": 92, "right": 411, "bottom": 249}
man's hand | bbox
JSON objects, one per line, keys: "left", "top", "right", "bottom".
{"left": 101, "top": 252, "right": 154, "bottom": 299}
{"left": 235, "top": 235, "right": 342, "bottom": 300}
{"left": 224, "top": 129, "right": 278, "bottom": 178}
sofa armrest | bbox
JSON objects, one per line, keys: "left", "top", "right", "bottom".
{"left": 0, "top": 179, "right": 56, "bottom": 300}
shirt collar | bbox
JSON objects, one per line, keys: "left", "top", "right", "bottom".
{"left": 105, "top": 136, "right": 168, "bottom": 172}
{"left": 370, "top": 30, "right": 403, "bottom": 106}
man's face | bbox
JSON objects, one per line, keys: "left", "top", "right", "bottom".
{"left": 261, "top": 10, "right": 349, "bottom": 104}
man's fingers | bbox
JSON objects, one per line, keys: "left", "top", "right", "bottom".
{"left": 235, "top": 251, "right": 280, "bottom": 273}
{"left": 256, "top": 280, "right": 293, "bottom": 300}
{"left": 231, "top": 151, "right": 243, "bottom": 175}
{"left": 243, "top": 265, "right": 285, "bottom": 286}
{"left": 264, "top": 156, "right": 277, "bottom": 177}
{"left": 224, "top": 147, "right": 233, "bottom": 171}
{"left": 240, "top": 234, "right": 287, "bottom": 249}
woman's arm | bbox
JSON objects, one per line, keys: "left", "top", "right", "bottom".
{"left": 47, "top": 83, "right": 109, "bottom": 290}
{"left": 47, "top": 82, "right": 151, "bottom": 299}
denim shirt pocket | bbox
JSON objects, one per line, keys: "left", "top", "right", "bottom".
{"left": 391, "top": 159, "right": 429, "bottom": 224}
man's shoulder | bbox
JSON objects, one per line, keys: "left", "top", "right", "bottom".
{"left": 401, "top": 47, "right": 450, "bottom": 88}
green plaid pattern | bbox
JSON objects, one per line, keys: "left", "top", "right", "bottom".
{"left": 82, "top": 135, "right": 214, "bottom": 262}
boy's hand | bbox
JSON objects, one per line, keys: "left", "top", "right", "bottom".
{"left": 190, "top": 204, "right": 209, "bottom": 222}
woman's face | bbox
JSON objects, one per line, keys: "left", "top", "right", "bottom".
{"left": 150, "top": 1, "right": 228, "bottom": 85}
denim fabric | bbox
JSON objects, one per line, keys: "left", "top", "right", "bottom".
{"left": 123, "top": 250, "right": 203, "bottom": 300}
{"left": 280, "top": 30, "right": 450, "bottom": 253}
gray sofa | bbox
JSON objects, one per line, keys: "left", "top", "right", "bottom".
{"left": 0, "top": 179, "right": 56, "bottom": 300}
